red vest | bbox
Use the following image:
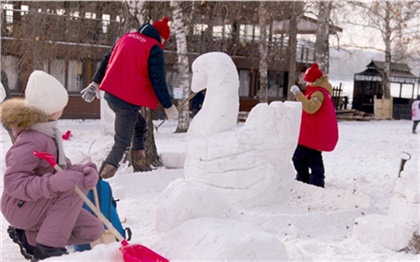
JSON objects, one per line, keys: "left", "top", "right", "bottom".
{"left": 298, "top": 87, "right": 339, "bottom": 152}
{"left": 99, "top": 32, "right": 160, "bottom": 109}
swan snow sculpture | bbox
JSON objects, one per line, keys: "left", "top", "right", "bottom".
{"left": 183, "top": 52, "right": 302, "bottom": 207}
{"left": 153, "top": 52, "right": 297, "bottom": 260}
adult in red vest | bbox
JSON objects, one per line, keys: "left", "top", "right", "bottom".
{"left": 81, "top": 17, "right": 178, "bottom": 179}
{"left": 290, "top": 63, "right": 339, "bottom": 188}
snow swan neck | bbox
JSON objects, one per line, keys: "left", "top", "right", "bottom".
{"left": 188, "top": 52, "right": 240, "bottom": 139}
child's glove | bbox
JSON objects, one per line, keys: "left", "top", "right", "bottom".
{"left": 290, "top": 85, "right": 301, "bottom": 96}
{"left": 50, "top": 170, "right": 85, "bottom": 193}
{"left": 81, "top": 165, "right": 99, "bottom": 190}
{"left": 68, "top": 162, "right": 99, "bottom": 190}
{"left": 80, "top": 82, "right": 100, "bottom": 102}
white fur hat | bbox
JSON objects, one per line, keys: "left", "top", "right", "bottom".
{"left": 25, "top": 70, "right": 68, "bottom": 115}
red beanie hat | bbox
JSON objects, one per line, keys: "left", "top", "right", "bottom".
{"left": 152, "top": 17, "right": 170, "bottom": 42}
{"left": 303, "top": 63, "right": 323, "bottom": 83}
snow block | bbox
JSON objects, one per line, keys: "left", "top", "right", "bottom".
{"left": 151, "top": 218, "right": 289, "bottom": 260}
{"left": 184, "top": 101, "right": 299, "bottom": 208}
{"left": 394, "top": 170, "right": 420, "bottom": 203}
{"left": 155, "top": 179, "right": 240, "bottom": 233}
{"left": 353, "top": 214, "right": 416, "bottom": 251}
{"left": 388, "top": 194, "right": 419, "bottom": 232}
{"left": 159, "top": 151, "right": 186, "bottom": 169}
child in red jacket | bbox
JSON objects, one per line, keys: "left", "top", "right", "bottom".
{"left": 290, "top": 64, "right": 339, "bottom": 188}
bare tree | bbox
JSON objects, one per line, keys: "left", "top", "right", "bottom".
{"left": 314, "top": 1, "right": 332, "bottom": 73}
{"left": 258, "top": 1, "right": 268, "bottom": 103}
{"left": 2, "top": 1, "right": 122, "bottom": 90}
{"left": 121, "top": 0, "right": 145, "bottom": 33}
{"left": 343, "top": 1, "right": 420, "bottom": 99}
{"left": 170, "top": 0, "right": 191, "bottom": 133}
{"left": 287, "top": 2, "right": 299, "bottom": 101}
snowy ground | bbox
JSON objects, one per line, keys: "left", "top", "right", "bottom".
{"left": 1, "top": 118, "right": 419, "bottom": 261}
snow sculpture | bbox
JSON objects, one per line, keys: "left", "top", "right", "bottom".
{"left": 184, "top": 52, "right": 302, "bottom": 207}
{"left": 155, "top": 178, "right": 241, "bottom": 232}
{"left": 353, "top": 170, "right": 419, "bottom": 251}
{"left": 154, "top": 52, "right": 299, "bottom": 260}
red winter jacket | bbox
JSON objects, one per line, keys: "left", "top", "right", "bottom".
{"left": 298, "top": 87, "right": 339, "bottom": 152}
{"left": 99, "top": 32, "right": 160, "bottom": 109}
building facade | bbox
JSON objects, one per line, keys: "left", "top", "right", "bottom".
{"left": 1, "top": 1, "right": 337, "bottom": 118}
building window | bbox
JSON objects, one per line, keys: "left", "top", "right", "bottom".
{"left": 68, "top": 60, "right": 83, "bottom": 92}
{"left": 239, "top": 70, "right": 250, "bottom": 97}
{"left": 267, "top": 71, "right": 285, "bottom": 98}
{"left": 165, "top": 69, "right": 179, "bottom": 98}
{"left": 1, "top": 56, "right": 19, "bottom": 91}
{"left": 102, "top": 14, "right": 111, "bottom": 34}
{"left": 49, "top": 59, "right": 66, "bottom": 88}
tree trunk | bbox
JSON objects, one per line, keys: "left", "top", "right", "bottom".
{"left": 382, "top": 3, "right": 392, "bottom": 99}
{"left": 315, "top": 1, "right": 332, "bottom": 73}
{"left": 121, "top": 0, "right": 145, "bottom": 32}
{"left": 171, "top": 0, "right": 191, "bottom": 133}
{"left": 287, "top": 2, "right": 298, "bottom": 101}
{"left": 142, "top": 108, "right": 162, "bottom": 167}
{"left": 258, "top": 2, "right": 268, "bottom": 103}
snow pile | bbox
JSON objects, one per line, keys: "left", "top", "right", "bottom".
{"left": 1, "top": 117, "right": 418, "bottom": 261}
{"left": 152, "top": 218, "right": 289, "bottom": 261}
{"left": 353, "top": 170, "right": 419, "bottom": 251}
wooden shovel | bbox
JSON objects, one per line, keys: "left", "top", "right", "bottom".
{"left": 154, "top": 91, "right": 198, "bottom": 131}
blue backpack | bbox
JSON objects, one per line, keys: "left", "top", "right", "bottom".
{"left": 74, "top": 179, "right": 131, "bottom": 251}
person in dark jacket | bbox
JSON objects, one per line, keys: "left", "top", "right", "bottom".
{"left": 81, "top": 17, "right": 178, "bottom": 179}
{"left": 191, "top": 90, "right": 205, "bottom": 118}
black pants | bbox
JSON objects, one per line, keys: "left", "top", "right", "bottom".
{"left": 413, "top": 120, "right": 419, "bottom": 133}
{"left": 292, "top": 144, "right": 325, "bottom": 188}
{"left": 105, "top": 102, "right": 147, "bottom": 167}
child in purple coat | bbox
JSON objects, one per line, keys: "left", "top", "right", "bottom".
{"left": 0, "top": 71, "right": 104, "bottom": 261}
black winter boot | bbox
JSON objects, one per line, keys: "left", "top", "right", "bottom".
{"left": 7, "top": 225, "right": 35, "bottom": 260}
{"left": 31, "top": 244, "right": 68, "bottom": 261}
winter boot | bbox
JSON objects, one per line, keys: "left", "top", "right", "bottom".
{"left": 99, "top": 162, "right": 118, "bottom": 179}
{"left": 129, "top": 150, "right": 152, "bottom": 172}
{"left": 31, "top": 244, "right": 68, "bottom": 261}
{"left": 7, "top": 225, "right": 35, "bottom": 260}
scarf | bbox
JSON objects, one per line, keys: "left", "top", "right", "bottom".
{"left": 31, "top": 121, "right": 67, "bottom": 170}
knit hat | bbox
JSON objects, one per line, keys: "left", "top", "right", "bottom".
{"left": 25, "top": 70, "right": 68, "bottom": 115}
{"left": 152, "top": 17, "right": 170, "bottom": 42}
{"left": 304, "top": 63, "right": 323, "bottom": 83}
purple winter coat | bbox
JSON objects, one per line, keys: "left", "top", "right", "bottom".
{"left": 0, "top": 98, "right": 104, "bottom": 248}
